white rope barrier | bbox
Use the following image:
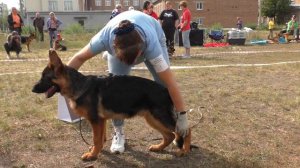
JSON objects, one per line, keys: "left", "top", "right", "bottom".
{"left": 1, "top": 60, "right": 300, "bottom": 76}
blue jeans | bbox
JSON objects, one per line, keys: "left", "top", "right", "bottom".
{"left": 49, "top": 30, "right": 57, "bottom": 48}
{"left": 107, "top": 46, "right": 169, "bottom": 127}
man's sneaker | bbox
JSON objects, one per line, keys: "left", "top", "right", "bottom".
{"left": 110, "top": 132, "right": 125, "bottom": 154}
{"left": 181, "top": 54, "right": 191, "bottom": 59}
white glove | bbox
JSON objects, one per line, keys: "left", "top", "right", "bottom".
{"left": 175, "top": 111, "right": 189, "bottom": 137}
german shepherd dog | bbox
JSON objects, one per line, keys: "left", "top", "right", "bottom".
{"left": 21, "top": 33, "right": 36, "bottom": 52}
{"left": 32, "top": 50, "right": 192, "bottom": 161}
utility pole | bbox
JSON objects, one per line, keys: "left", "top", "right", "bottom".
{"left": 258, "top": 0, "right": 262, "bottom": 26}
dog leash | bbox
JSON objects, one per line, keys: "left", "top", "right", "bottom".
{"left": 79, "top": 117, "right": 92, "bottom": 146}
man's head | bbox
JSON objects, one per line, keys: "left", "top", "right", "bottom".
{"left": 113, "top": 20, "right": 143, "bottom": 65}
{"left": 36, "top": 12, "right": 40, "bottom": 18}
{"left": 166, "top": 1, "right": 172, "bottom": 9}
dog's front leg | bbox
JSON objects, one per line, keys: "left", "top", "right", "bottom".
{"left": 81, "top": 118, "right": 106, "bottom": 161}
{"left": 27, "top": 43, "right": 31, "bottom": 52}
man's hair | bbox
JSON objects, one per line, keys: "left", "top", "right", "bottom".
{"left": 179, "top": 1, "right": 187, "bottom": 8}
{"left": 113, "top": 20, "right": 143, "bottom": 65}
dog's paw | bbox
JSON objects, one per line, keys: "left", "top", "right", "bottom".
{"left": 149, "top": 145, "right": 163, "bottom": 152}
{"left": 175, "top": 149, "right": 188, "bottom": 157}
{"left": 81, "top": 152, "right": 98, "bottom": 161}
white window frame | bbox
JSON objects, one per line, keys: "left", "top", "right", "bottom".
{"left": 198, "top": 18, "right": 204, "bottom": 25}
{"left": 105, "top": 0, "right": 111, "bottom": 6}
{"left": 133, "top": 0, "right": 139, "bottom": 6}
{"left": 177, "top": 3, "right": 182, "bottom": 10}
{"left": 115, "top": 0, "right": 120, "bottom": 5}
{"left": 196, "top": 2, "right": 203, "bottom": 10}
{"left": 123, "top": 0, "right": 129, "bottom": 6}
{"left": 95, "top": 0, "right": 102, "bottom": 6}
{"left": 64, "top": 0, "right": 73, "bottom": 11}
{"left": 49, "top": 1, "right": 58, "bottom": 11}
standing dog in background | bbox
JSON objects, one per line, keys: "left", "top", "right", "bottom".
{"left": 21, "top": 32, "right": 36, "bottom": 52}
{"left": 32, "top": 50, "right": 192, "bottom": 161}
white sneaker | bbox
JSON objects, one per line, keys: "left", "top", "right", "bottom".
{"left": 110, "top": 132, "right": 125, "bottom": 154}
{"left": 181, "top": 54, "right": 191, "bottom": 59}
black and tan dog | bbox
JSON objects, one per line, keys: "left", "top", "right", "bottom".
{"left": 21, "top": 33, "right": 36, "bottom": 52}
{"left": 32, "top": 50, "right": 192, "bottom": 161}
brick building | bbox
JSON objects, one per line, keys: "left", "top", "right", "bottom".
{"left": 154, "top": 0, "right": 259, "bottom": 28}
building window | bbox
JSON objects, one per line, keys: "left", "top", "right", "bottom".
{"left": 64, "top": 0, "right": 73, "bottom": 11}
{"left": 123, "top": 0, "right": 129, "bottom": 6}
{"left": 95, "top": 0, "right": 102, "bottom": 6}
{"left": 49, "top": 1, "right": 58, "bottom": 11}
{"left": 196, "top": 2, "right": 203, "bottom": 10}
{"left": 177, "top": 3, "right": 182, "bottom": 10}
{"left": 115, "top": 0, "right": 120, "bottom": 5}
{"left": 198, "top": 18, "right": 204, "bottom": 25}
{"left": 133, "top": 0, "right": 139, "bottom": 6}
{"left": 105, "top": 0, "right": 111, "bottom": 6}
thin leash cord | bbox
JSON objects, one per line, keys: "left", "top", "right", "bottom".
{"left": 79, "top": 117, "right": 91, "bottom": 146}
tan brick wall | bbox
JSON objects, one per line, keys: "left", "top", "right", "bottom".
{"left": 154, "top": 0, "right": 258, "bottom": 28}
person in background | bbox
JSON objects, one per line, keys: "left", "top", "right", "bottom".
{"left": 287, "top": 15, "right": 299, "bottom": 40}
{"left": 128, "top": 6, "right": 134, "bottom": 11}
{"left": 268, "top": 17, "right": 275, "bottom": 39}
{"left": 46, "top": 12, "right": 62, "bottom": 48}
{"left": 236, "top": 17, "right": 243, "bottom": 30}
{"left": 110, "top": 4, "right": 123, "bottom": 20}
{"left": 7, "top": 7, "right": 24, "bottom": 35}
{"left": 33, "top": 12, "right": 45, "bottom": 41}
{"left": 67, "top": 11, "right": 189, "bottom": 154}
{"left": 159, "top": 1, "right": 179, "bottom": 58}
{"left": 178, "top": 1, "right": 191, "bottom": 58}
{"left": 143, "top": 1, "right": 158, "bottom": 20}
{"left": 4, "top": 31, "right": 22, "bottom": 59}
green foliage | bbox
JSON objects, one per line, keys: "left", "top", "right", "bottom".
{"left": 261, "top": 0, "right": 292, "bottom": 24}
{"left": 22, "top": 25, "right": 35, "bottom": 34}
{"left": 245, "top": 23, "right": 258, "bottom": 30}
{"left": 209, "top": 22, "right": 223, "bottom": 30}
{"left": 63, "top": 23, "right": 85, "bottom": 34}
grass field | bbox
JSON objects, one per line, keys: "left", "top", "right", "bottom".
{"left": 0, "top": 33, "right": 300, "bottom": 168}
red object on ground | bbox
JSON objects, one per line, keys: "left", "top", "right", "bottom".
{"left": 203, "top": 42, "right": 230, "bottom": 47}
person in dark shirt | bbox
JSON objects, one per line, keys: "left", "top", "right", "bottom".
{"left": 33, "top": 12, "right": 45, "bottom": 41}
{"left": 159, "top": 1, "right": 179, "bottom": 57}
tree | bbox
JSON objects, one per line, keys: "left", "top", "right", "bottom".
{"left": 261, "top": 0, "right": 292, "bottom": 24}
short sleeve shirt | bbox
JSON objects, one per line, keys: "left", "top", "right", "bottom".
{"left": 180, "top": 8, "right": 191, "bottom": 31}
{"left": 89, "top": 10, "right": 169, "bottom": 72}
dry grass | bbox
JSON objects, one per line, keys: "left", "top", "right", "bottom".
{"left": 0, "top": 33, "right": 300, "bottom": 168}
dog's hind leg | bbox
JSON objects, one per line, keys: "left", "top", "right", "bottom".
{"left": 81, "top": 118, "right": 106, "bottom": 161}
{"left": 143, "top": 113, "right": 175, "bottom": 152}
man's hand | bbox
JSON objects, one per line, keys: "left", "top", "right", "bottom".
{"left": 175, "top": 111, "right": 189, "bottom": 137}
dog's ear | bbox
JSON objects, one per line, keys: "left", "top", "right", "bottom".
{"left": 49, "top": 49, "right": 64, "bottom": 75}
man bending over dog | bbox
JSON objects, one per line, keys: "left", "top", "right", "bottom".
{"left": 67, "top": 10, "right": 190, "bottom": 154}
{"left": 4, "top": 31, "right": 22, "bottom": 59}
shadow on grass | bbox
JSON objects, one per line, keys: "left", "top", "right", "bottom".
{"left": 79, "top": 144, "right": 262, "bottom": 168}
